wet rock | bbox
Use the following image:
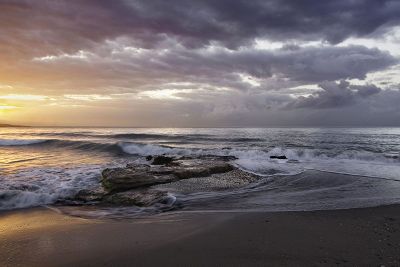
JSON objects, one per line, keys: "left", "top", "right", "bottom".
{"left": 270, "top": 155, "right": 287, "bottom": 160}
{"left": 101, "top": 158, "right": 235, "bottom": 192}
{"left": 103, "top": 189, "right": 170, "bottom": 206}
{"left": 125, "top": 164, "right": 151, "bottom": 171}
{"left": 74, "top": 188, "right": 105, "bottom": 202}
{"left": 152, "top": 155, "right": 174, "bottom": 165}
{"left": 101, "top": 167, "right": 177, "bottom": 192}
{"left": 145, "top": 155, "right": 153, "bottom": 161}
{"left": 384, "top": 154, "right": 399, "bottom": 159}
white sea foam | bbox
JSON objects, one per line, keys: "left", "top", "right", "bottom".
{"left": 0, "top": 190, "right": 56, "bottom": 210}
{"left": 230, "top": 147, "right": 400, "bottom": 178}
{"left": 118, "top": 142, "right": 199, "bottom": 156}
{"left": 119, "top": 142, "right": 395, "bottom": 162}
{"left": 118, "top": 142, "right": 400, "bottom": 178}
{"left": 0, "top": 164, "right": 103, "bottom": 211}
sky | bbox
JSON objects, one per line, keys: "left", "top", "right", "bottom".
{"left": 0, "top": 0, "right": 400, "bottom": 127}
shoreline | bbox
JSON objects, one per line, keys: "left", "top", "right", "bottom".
{"left": 1, "top": 204, "right": 400, "bottom": 266}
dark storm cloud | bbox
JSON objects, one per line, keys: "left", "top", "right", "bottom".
{"left": 288, "top": 80, "right": 382, "bottom": 109}
{"left": 1, "top": 0, "right": 400, "bottom": 60}
{"left": 1, "top": 0, "right": 398, "bottom": 90}
{"left": 122, "top": 0, "right": 400, "bottom": 45}
{"left": 1, "top": 0, "right": 400, "bottom": 126}
{"left": 9, "top": 44, "right": 394, "bottom": 96}
{"left": 172, "top": 45, "right": 396, "bottom": 83}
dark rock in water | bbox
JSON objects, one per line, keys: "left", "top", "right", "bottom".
{"left": 145, "top": 155, "right": 153, "bottom": 161}
{"left": 384, "top": 154, "right": 399, "bottom": 159}
{"left": 125, "top": 163, "right": 151, "bottom": 170}
{"left": 152, "top": 155, "right": 174, "bottom": 165}
{"left": 101, "top": 158, "right": 235, "bottom": 192}
{"left": 103, "top": 189, "right": 170, "bottom": 207}
{"left": 74, "top": 188, "right": 105, "bottom": 202}
{"left": 74, "top": 156, "right": 261, "bottom": 212}
{"left": 101, "top": 167, "right": 177, "bottom": 192}
{"left": 270, "top": 155, "right": 287, "bottom": 160}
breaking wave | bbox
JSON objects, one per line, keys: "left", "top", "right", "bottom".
{"left": 1, "top": 138, "right": 398, "bottom": 167}
{"left": 0, "top": 190, "right": 56, "bottom": 210}
{"left": 0, "top": 139, "right": 49, "bottom": 146}
{"left": 0, "top": 164, "right": 104, "bottom": 211}
{"left": 25, "top": 132, "right": 264, "bottom": 142}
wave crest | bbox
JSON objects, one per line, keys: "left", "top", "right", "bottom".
{"left": 0, "top": 190, "right": 56, "bottom": 210}
{"left": 118, "top": 142, "right": 195, "bottom": 156}
{"left": 0, "top": 139, "right": 49, "bottom": 146}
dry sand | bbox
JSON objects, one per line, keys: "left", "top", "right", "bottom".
{"left": 1, "top": 205, "right": 400, "bottom": 266}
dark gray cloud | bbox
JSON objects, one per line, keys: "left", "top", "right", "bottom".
{"left": 288, "top": 80, "right": 382, "bottom": 109}
{"left": 1, "top": 0, "right": 400, "bottom": 61}
{"left": 1, "top": 0, "right": 398, "bottom": 90}
{"left": 122, "top": 0, "right": 400, "bottom": 45}
{"left": 1, "top": 0, "right": 400, "bottom": 126}
{"left": 6, "top": 44, "right": 395, "bottom": 96}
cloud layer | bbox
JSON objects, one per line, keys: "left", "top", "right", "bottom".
{"left": 0, "top": 0, "right": 400, "bottom": 126}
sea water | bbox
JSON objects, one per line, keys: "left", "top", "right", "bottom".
{"left": 1, "top": 127, "right": 400, "bottom": 215}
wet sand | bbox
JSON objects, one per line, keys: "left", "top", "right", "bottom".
{"left": 1, "top": 205, "right": 400, "bottom": 266}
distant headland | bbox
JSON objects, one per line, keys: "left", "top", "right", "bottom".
{"left": 0, "top": 123, "right": 27, "bottom": 127}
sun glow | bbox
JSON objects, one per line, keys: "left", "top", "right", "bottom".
{"left": 0, "top": 94, "right": 48, "bottom": 101}
{"left": 0, "top": 105, "right": 18, "bottom": 110}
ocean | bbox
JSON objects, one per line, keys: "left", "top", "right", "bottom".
{"left": 1, "top": 127, "right": 400, "bottom": 217}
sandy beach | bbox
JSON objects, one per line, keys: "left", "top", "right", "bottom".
{"left": 1, "top": 205, "right": 399, "bottom": 266}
